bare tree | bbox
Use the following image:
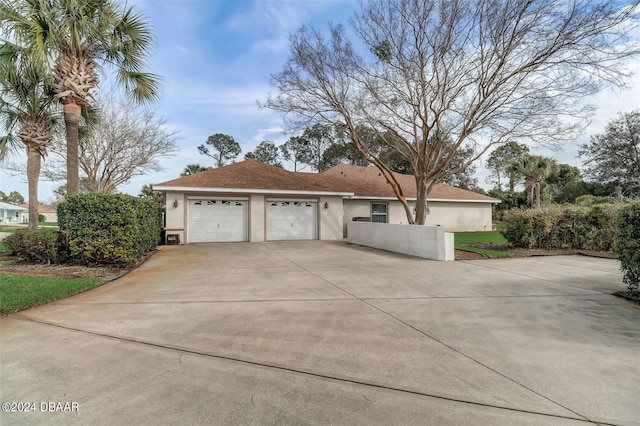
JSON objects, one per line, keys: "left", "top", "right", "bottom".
{"left": 264, "top": 0, "right": 639, "bottom": 224}
{"left": 43, "top": 93, "right": 179, "bottom": 193}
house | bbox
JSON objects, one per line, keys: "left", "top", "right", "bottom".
{"left": 0, "top": 201, "right": 27, "bottom": 224}
{"left": 19, "top": 203, "right": 58, "bottom": 223}
{"left": 153, "top": 160, "right": 352, "bottom": 244}
{"left": 317, "top": 164, "right": 499, "bottom": 235}
{"left": 154, "top": 160, "right": 499, "bottom": 244}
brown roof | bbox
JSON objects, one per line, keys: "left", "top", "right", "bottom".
{"left": 318, "top": 163, "right": 499, "bottom": 202}
{"left": 154, "top": 160, "right": 344, "bottom": 193}
{"left": 19, "top": 203, "right": 56, "bottom": 212}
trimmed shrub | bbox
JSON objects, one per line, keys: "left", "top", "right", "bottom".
{"left": 4, "top": 228, "right": 61, "bottom": 264}
{"left": 502, "top": 204, "right": 625, "bottom": 251}
{"left": 38, "top": 213, "right": 46, "bottom": 223}
{"left": 613, "top": 203, "right": 640, "bottom": 295}
{"left": 57, "top": 193, "right": 162, "bottom": 265}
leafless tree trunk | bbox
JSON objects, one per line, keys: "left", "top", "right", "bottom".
{"left": 264, "top": 0, "right": 639, "bottom": 224}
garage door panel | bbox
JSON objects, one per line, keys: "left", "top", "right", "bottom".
{"left": 188, "top": 199, "right": 247, "bottom": 243}
{"left": 267, "top": 201, "right": 317, "bottom": 241}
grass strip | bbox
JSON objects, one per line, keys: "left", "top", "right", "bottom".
{"left": 0, "top": 274, "right": 101, "bottom": 314}
{"left": 454, "top": 231, "right": 511, "bottom": 258}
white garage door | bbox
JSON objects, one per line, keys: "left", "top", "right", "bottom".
{"left": 267, "top": 200, "right": 317, "bottom": 241}
{"left": 188, "top": 199, "right": 248, "bottom": 243}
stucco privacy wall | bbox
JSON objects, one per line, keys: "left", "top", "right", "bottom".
{"left": 347, "top": 221, "right": 455, "bottom": 261}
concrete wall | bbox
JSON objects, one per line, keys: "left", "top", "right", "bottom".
{"left": 343, "top": 199, "right": 493, "bottom": 233}
{"left": 347, "top": 222, "right": 455, "bottom": 261}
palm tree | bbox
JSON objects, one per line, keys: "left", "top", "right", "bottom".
{"left": 1, "top": 0, "right": 160, "bottom": 195}
{"left": 510, "top": 155, "right": 557, "bottom": 209}
{"left": 0, "top": 45, "right": 56, "bottom": 229}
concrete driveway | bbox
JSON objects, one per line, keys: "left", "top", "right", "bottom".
{"left": 1, "top": 241, "right": 638, "bottom": 425}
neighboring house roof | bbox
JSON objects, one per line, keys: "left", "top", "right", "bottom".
{"left": 319, "top": 163, "right": 499, "bottom": 203}
{"left": 0, "top": 201, "right": 27, "bottom": 211}
{"left": 19, "top": 203, "right": 56, "bottom": 212}
{"left": 154, "top": 159, "right": 353, "bottom": 196}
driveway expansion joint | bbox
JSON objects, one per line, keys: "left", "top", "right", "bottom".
{"left": 9, "top": 314, "right": 602, "bottom": 425}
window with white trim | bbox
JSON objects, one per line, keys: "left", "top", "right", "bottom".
{"left": 371, "top": 203, "right": 388, "bottom": 223}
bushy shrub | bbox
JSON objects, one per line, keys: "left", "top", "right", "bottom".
{"left": 502, "top": 204, "right": 625, "bottom": 251}
{"left": 4, "top": 228, "right": 61, "bottom": 264}
{"left": 38, "top": 213, "right": 46, "bottom": 223}
{"left": 57, "top": 193, "right": 162, "bottom": 265}
{"left": 613, "top": 203, "right": 640, "bottom": 295}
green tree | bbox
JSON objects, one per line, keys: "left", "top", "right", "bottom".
{"left": 264, "top": 0, "right": 637, "bottom": 224}
{"left": 1, "top": 0, "right": 160, "bottom": 195}
{"left": 0, "top": 191, "right": 26, "bottom": 205}
{"left": 579, "top": 110, "right": 640, "bottom": 199}
{"left": 486, "top": 142, "right": 530, "bottom": 192}
{"left": 139, "top": 184, "right": 164, "bottom": 208}
{"left": 510, "top": 155, "right": 557, "bottom": 209}
{"left": 245, "top": 140, "right": 282, "bottom": 167}
{"left": 198, "top": 133, "right": 241, "bottom": 167}
{"left": 0, "top": 46, "right": 55, "bottom": 228}
{"left": 280, "top": 136, "right": 311, "bottom": 171}
{"left": 545, "top": 163, "right": 589, "bottom": 204}
{"left": 180, "top": 164, "right": 210, "bottom": 176}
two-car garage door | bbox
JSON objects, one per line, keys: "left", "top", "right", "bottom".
{"left": 187, "top": 198, "right": 317, "bottom": 243}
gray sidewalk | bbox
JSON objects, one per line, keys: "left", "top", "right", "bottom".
{"left": 1, "top": 241, "right": 638, "bottom": 425}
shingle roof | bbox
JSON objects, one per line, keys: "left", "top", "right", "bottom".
{"left": 155, "top": 160, "right": 497, "bottom": 203}
{"left": 154, "top": 159, "right": 345, "bottom": 193}
{"left": 0, "top": 201, "right": 27, "bottom": 210}
{"left": 318, "top": 163, "right": 499, "bottom": 202}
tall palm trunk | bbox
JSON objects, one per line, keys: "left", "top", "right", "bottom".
{"left": 26, "top": 146, "right": 41, "bottom": 229}
{"left": 63, "top": 102, "right": 82, "bottom": 195}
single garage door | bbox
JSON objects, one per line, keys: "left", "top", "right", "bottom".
{"left": 267, "top": 200, "right": 317, "bottom": 241}
{"left": 188, "top": 198, "right": 248, "bottom": 243}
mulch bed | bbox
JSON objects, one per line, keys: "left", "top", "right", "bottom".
{"left": 455, "top": 245, "right": 619, "bottom": 261}
{"left": 0, "top": 250, "right": 157, "bottom": 283}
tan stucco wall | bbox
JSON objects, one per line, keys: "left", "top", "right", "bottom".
{"left": 424, "top": 201, "right": 493, "bottom": 232}
{"left": 319, "top": 196, "right": 344, "bottom": 240}
{"left": 164, "top": 191, "right": 185, "bottom": 244}
{"left": 343, "top": 199, "right": 493, "bottom": 233}
{"left": 250, "top": 194, "right": 265, "bottom": 242}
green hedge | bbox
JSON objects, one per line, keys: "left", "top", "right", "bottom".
{"left": 501, "top": 204, "right": 625, "bottom": 250}
{"left": 57, "top": 193, "right": 162, "bottom": 265}
{"left": 4, "top": 228, "right": 62, "bottom": 264}
{"left": 613, "top": 203, "right": 640, "bottom": 295}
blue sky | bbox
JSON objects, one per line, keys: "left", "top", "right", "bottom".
{"left": 1, "top": 0, "right": 639, "bottom": 203}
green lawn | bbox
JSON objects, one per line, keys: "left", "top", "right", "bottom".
{"left": 0, "top": 274, "right": 101, "bottom": 314}
{"left": 454, "top": 231, "right": 510, "bottom": 258}
{"left": 0, "top": 225, "right": 23, "bottom": 233}
{"left": 0, "top": 241, "right": 7, "bottom": 253}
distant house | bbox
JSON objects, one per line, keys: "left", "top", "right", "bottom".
{"left": 154, "top": 160, "right": 499, "bottom": 244}
{"left": 19, "top": 203, "right": 58, "bottom": 223}
{"left": 0, "top": 201, "right": 27, "bottom": 224}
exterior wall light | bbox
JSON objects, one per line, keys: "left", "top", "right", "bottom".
{"left": 173, "top": 199, "right": 178, "bottom": 207}
{"left": 324, "top": 201, "right": 329, "bottom": 209}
